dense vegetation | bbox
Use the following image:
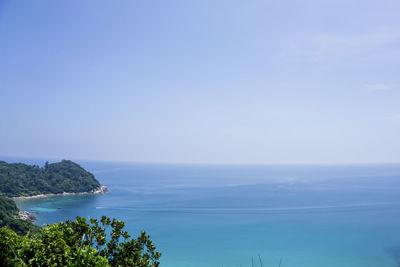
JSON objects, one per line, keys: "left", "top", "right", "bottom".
{"left": 0, "top": 196, "right": 39, "bottom": 235}
{"left": 0, "top": 160, "right": 101, "bottom": 197}
{"left": 0, "top": 216, "right": 161, "bottom": 266}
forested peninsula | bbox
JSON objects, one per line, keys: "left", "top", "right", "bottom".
{"left": 0, "top": 160, "right": 106, "bottom": 197}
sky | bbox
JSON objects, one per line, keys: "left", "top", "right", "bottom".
{"left": 0, "top": 0, "right": 399, "bottom": 164}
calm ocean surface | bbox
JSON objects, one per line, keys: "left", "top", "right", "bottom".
{"left": 8, "top": 158, "right": 400, "bottom": 267}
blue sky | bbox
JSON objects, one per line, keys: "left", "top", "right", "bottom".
{"left": 0, "top": 0, "right": 399, "bottom": 164}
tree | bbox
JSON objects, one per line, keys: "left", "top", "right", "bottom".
{"left": 0, "top": 216, "right": 161, "bottom": 267}
{"left": 61, "top": 216, "right": 161, "bottom": 266}
{"left": 0, "top": 227, "right": 24, "bottom": 266}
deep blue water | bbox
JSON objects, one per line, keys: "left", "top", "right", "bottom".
{"left": 6, "top": 157, "right": 400, "bottom": 266}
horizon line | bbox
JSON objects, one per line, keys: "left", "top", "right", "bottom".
{"left": 1, "top": 154, "right": 400, "bottom": 167}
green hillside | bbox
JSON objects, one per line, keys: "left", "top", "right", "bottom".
{"left": 0, "top": 160, "right": 101, "bottom": 197}
{"left": 0, "top": 195, "right": 39, "bottom": 235}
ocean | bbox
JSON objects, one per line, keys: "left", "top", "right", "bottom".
{"left": 9, "top": 158, "right": 400, "bottom": 267}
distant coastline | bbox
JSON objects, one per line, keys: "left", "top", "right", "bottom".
{"left": 11, "top": 186, "right": 108, "bottom": 200}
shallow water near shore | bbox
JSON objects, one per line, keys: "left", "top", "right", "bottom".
{"left": 11, "top": 159, "right": 400, "bottom": 267}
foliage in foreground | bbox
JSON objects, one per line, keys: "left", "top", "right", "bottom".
{"left": 0, "top": 216, "right": 161, "bottom": 266}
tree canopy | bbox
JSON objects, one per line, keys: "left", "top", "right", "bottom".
{"left": 0, "top": 160, "right": 101, "bottom": 197}
{"left": 0, "top": 216, "right": 161, "bottom": 266}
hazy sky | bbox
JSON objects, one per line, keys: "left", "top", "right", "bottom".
{"left": 0, "top": 0, "right": 399, "bottom": 164}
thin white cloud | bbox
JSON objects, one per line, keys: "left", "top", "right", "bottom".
{"left": 384, "top": 114, "right": 400, "bottom": 121}
{"left": 279, "top": 30, "right": 400, "bottom": 62}
{"left": 313, "top": 31, "right": 399, "bottom": 49}
{"left": 365, "top": 83, "right": 397, "bottom": 91}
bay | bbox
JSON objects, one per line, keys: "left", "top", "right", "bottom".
{"left": 11, "top": 159, "right": 400, "bottom": 267}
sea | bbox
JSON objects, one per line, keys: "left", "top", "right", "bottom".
{"left": 5, "top": 157, "right": 400, "bottom": 267}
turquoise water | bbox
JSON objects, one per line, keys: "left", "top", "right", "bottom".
{"left": 12, "top": 160, "right": 400, "bottom": 267}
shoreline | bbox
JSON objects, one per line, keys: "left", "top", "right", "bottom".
{"left": 18, "top": 210, "right": 37, "bottom": 222}
{"left": 11, "top": 186, "right": 109, "bottom": 200}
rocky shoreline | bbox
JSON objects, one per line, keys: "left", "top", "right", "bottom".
{"left": 18, "top": 210, "right": 37, "bottom": 222}
{"left": 11, "top": 186, "right": 109, "bottom": 200}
